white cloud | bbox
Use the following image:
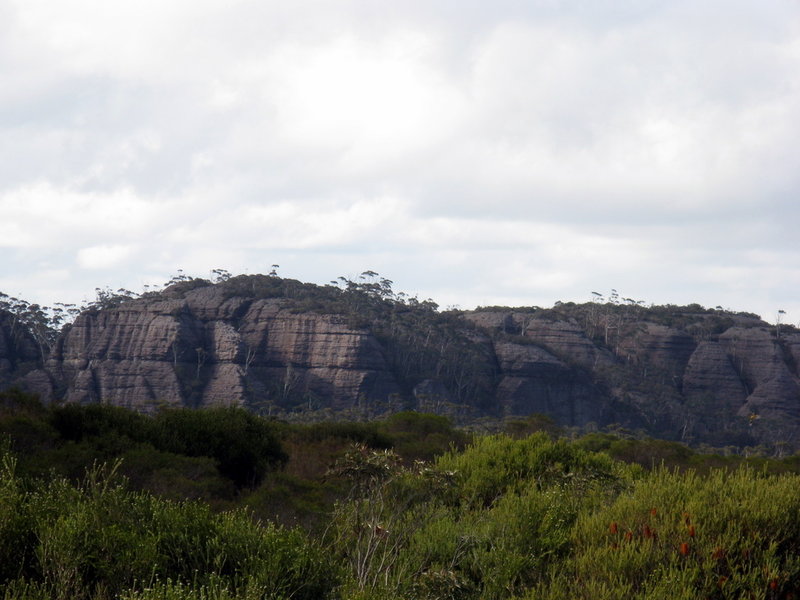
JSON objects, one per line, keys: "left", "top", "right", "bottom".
{"left": 261, "top": 32, "right": 468, "bottom": 170}
{"left": 76, "top": 244, "right": 135, "bottom": 269}
{"left": 0, "top": 183, "right": 175, "bottom": 248}
{"left": 0, "top": 0, "right": 799, "bottom": 324}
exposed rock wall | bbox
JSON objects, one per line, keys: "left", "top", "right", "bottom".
{"left": 33, "top": 287, "right": 402, "bottom": 415}
{"left": 0, "top": 311, "right": 42, "bottom": 388}
{"left": 492, "top": 340, "right": 605, "bottom": 425}
{"left": 467, "top": 309, "right": 800, "bottom": 445}
{"left": 3, "top": 284, "right": 800, "bottom": 447}
{"left": 683, "top": 342, "right": 748, "bottom": 417}
{"left": 618, "top": 323, "right": 697, "bottom": 380}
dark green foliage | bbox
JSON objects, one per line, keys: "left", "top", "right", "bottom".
{"left": 50, "top": 403, "right": 154, "bottom": 446}
{"left": 116, "top": 445, "right": 235, "bottom": 504}
{"left": 380, "top": 411, "right": 471, "bottom": 461}
{"left": 601, "top": 437, "right": 695, "bottom": 470}
{"left": 49, "top": 403, "right": 287, "bottom": 488}
{"left": 382, "top": 411, "right": 458, "bottom": 436}
{"left": 293, "top": 421, "right": 394, "bottom": 449}
{"left": 505, "top": 413, "right": 563, "bottom": 439}
{"left": 241, "top": 470, "right": 334, "bottom": 530}
{"left": 0, "top": 388, "right": 48, "bottom": 418}
{"left": 0, "top": 458, "right": 340, "bottom": 600}
{"left": 153, "top": 408, "right": 287, "bottom": 488}
{"left": 0, "top": 415, "right": 58, "bottom": 456}
{"left": 1, "top": 397, "right": 287, "bottom": 496}
{"left": 0, "top": 395, "right": 474, "bottom": 533}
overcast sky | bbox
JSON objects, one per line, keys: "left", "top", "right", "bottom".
{"left": 1, "top": 0, "right": 799, "bottom": 323}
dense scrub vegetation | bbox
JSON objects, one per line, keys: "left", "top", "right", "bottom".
{"left": 0, "top": 389, "right": 470, "bottom": 523}
{"left": 1, "top": 390, "right": 800, "bottom": 598}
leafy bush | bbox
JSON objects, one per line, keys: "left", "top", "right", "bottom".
{"left": 528, "top": 467, "right": 800, "bottom": 599}
{"left": 5, "top": 392, "right": 800, "bottom": 599}
{"left": 41, "top": 404, "right": 288, "bottom": 490}
{"left": 49, "top": 403, "right": 154, "bottom": 445}
{"left": 436, "top": 432, "right": 626, "bottom": 508}
{"left": 153, "top": 408, "right": 287, "bottom": 488}
{"left": 0, "top": 455, "right": 340, "bottom": 600}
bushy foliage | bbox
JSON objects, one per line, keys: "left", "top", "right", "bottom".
{"left": 153, "top": 408, "right": 287, "bottom": 488}
{"left": 0, "top": 457, "right": 339, "bottom": 600}
{"left": 323, "top": 433, "right": 800, "bottom": 600}
{"left": 436, "top": 432, "right": 627, "bottom": 508}
{"left": 50, "top": 403, "right": 155, "bottom": 447}
{"left": 45, "top": 403, "right": 287, "bottom": 489}
{"left": 527, "top": 467, "right": 800, "bottom": 599}
{"left": 3, "top": 392, "right": 800, "bottom": 599}
{"left": 379, "top": 412, "right": 471, "bottom": 461}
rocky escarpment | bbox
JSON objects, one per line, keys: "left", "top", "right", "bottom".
{"left": 491, "top": 340, "right": 605, "bottom": 424}
{"left": 0, "top": 311, "right": 42, "bottom": 388}
{"left": 4, "top": 276, "right": 800, "bottom": 448}
{"left": 466, "top": 308, "right": 800, "bottom": 446}
{"left": 31, "top": 285, "right": 402, "bottom": 416}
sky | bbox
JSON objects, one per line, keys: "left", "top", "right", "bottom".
{"left": 1, "top": 0, "right": 799, "bottom": 323}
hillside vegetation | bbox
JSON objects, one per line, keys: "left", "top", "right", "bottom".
{"left": 1, "top": 390, "right": 800, "bottom": 599}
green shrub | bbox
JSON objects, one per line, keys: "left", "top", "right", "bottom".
{"left": 293, "top": 422, "right": 392, "bottom": 449}
{"left": 436, "top": 432, "right": 625, "bottom": 508}
{"left": 0, "top": 452, "right": 339, "bottom": 600}
{"left": 540, "top": 466, "right": 800, "bottom": 599}
{"left": 49, "top": 404, "right": 154, "bottom": 446}
{"left": 153, "top": 408, "right": 287, "bottom": 488}
{"left": 381, "top": 412, "right": 471, "bottom": 461}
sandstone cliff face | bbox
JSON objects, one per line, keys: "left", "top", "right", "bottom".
{"left": 682, "top": 341, "right": 749, "bottom": 434}
{"left": 5, "top": 280, "right": 800, "bottom": 448}
{"left": 0, "top": 311, "right": 41, "bottom": 388}
{"left": 234, "top": 297, "right": 400, "bottom": 412}
{"left": 465, "top": 308, "right": 800, "bottom": 445}
{"left": 491, "top": 340, "right": 604, "bottom": 425}
{"left": 37, "top": 285, "right": 402, "bottom": 415}
{"left": 464, "top": 312, "right": 616, "bottom": 370}
{"left": 784, "top": 332, "right": 800, "bottom": 371}
{"left": 521, "top": 319, "right": 617, "bottom": 371}
{"left": 713, "top": 327, "right": 800, "bottom": 442}
{"left": 618, "top": 323, "right": 697, "bottom": 380}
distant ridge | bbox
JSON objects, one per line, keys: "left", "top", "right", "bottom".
{"left": 1, "top": 273, "right": 798, "bottom": 450}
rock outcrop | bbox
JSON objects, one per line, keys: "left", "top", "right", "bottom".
{"left": 492, "top": 340, "right": 605, "bottom": 425}
{"left": 618, "top": 323, "right": 697, "bottom": 381}
{"left": 465, "top": 307, "right": 800, "bottom": 445}
{"left": 3, "top": 277, "right": 800, "bottom": 448}
{"left": 683, "top": 342, "right": 749, "bottom": 416}
{"left": 32, "top": 285, "right": 402, "bottom": 416}
{"left": 0, "top": 311, "right": 42, "bottom": 388}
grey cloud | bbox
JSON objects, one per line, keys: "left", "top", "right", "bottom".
{"left": 1, "top": 0, "right": 799, "bottom": 324}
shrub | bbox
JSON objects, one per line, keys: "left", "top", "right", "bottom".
{"left": 153, "top": 408, "right": 287, "bottom": 488}
{"left": 436, "top": 432, "right": 625, "bottom": 508}
{"left": 540, "top": 466, "right": 800, "bottom": 599}
{"left": 0, "top": 453, "right": 339, "bottom": 600}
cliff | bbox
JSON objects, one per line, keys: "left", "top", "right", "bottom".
{"left": 34, "top": 283, "right": 402, "bottom": 417}
{"left": 5, "top": 276, "right": 800, "bottom": 448}
{"left": 0, "top": 311, "right": 42, "bottom": 388}
{"left": 463, "top": 307, "right": 800, "bottom": 446}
